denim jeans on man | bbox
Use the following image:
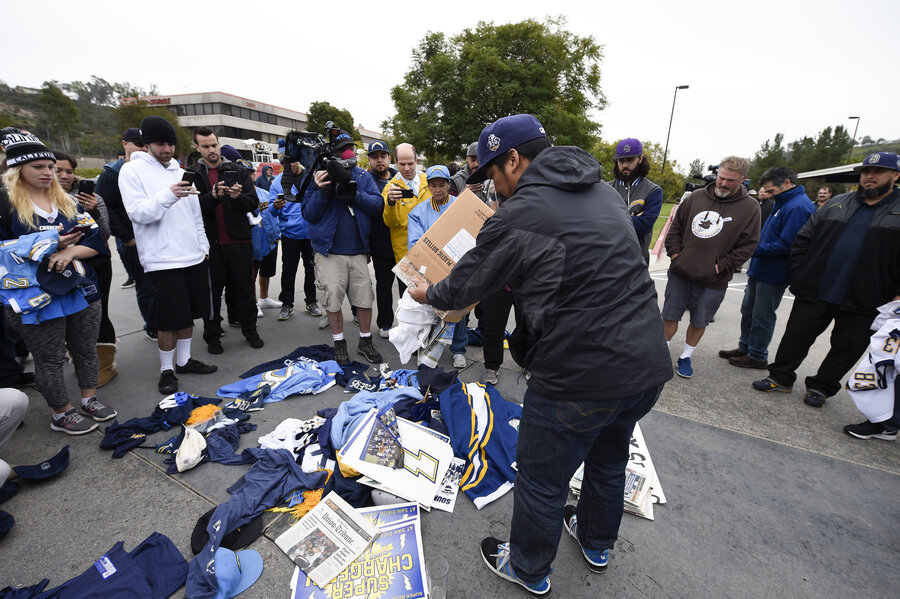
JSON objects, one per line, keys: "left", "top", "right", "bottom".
{"left": 738, "top": 277, "right": 787, "bottom": 361}
{"left": 509, "top": 384, "right": 663, "bottom": 583}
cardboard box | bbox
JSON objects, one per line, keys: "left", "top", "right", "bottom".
{"left": 392, "top": 189, "right": 494, "bottom": 322}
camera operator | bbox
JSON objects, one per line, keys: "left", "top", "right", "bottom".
{"left": 186, "top": 127, "right": 263, "bottom": 353}
{"left": 301, "top": 131, "right": 384, "bottom": 366}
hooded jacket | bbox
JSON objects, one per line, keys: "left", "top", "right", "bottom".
{"left": 301, "top": 167, "right": 384, "bottom": 256}
{"left": 427, "top": 146, "right": 673, "bottom": 403}
{"left": 789, "top": 189, "right": 900, "bottom": 314}
{"left": 268, "top": 173, "right": 309, "bottom": 240}
{"left": 665, "top": 182, "right": 760, "bottom": 289}
{"left": 382, "top": 172, "right": 431, "bottom": 262}
{"left": 119, "top": 151, "right": 209, "bottom": 272}
{"left": 746, "top": 184, "right": 814, "bottom": 286}
{"left": 96, "top": 158, "right": 134, "bottom": 242}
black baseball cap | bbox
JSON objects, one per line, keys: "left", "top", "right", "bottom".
{"left": 122, "top": 128, "right": 143, "bottom": 144}
{"left": 190, "top": 507, "right": 264, "bottom": 555}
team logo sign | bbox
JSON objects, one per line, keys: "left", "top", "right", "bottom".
{"left": 870, "top": 154, "right": 881, "bottom": 164}
{"left": 624, "top": 144, "right": 631, "bottom": 153}
{"left": 691, "top": 210, "right": 732, "bottom": 239}
{"left": 487, "top": 134, "right": 501, "bottom": 152}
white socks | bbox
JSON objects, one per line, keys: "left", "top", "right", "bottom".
{"left": 680, "top": 344, "right": 696, "bottom": 360}
{"left": 159, "top": 349, "right": 175, "bottom": 372}
{"left": 360, "top": 332, "right": 371, "bottom": 338}
{"left": 176, "top": 339, "right": 192, "bottom": 367}
{"left": 333, "top": 332, "right": 344, "bottom": 342}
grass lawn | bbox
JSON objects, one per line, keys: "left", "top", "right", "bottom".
{"left": 650, "top": 202, "right": 675, "bottom": 248}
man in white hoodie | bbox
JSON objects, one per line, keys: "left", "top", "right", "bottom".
{"left": 119, "top": 116, "right": 217, "bottom": 394}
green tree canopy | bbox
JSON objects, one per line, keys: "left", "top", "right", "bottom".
{"left": 307, "top": 101, "right": 362, "bottom": 145}
{"left": 115, "top": 101, "right": 192, "bottom": 156}
{"left": 385, "top": 17, "right": 605, "bottom": 163}
{"left": 749, "top": 126, "right": 852, "bottom": 184}
{"left": 38, "top": 82, "right": 79, "bottom": 151}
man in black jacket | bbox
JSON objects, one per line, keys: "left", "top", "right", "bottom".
{"left": 409, "top": 114, "right": 672, "bottom": 596}
{"left": 753, "top": 152, "right": 900, "bottom": 408}
{"left": 187, "top": 127, "right": 263, "bottom": 353}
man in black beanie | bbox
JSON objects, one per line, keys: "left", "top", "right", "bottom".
{"left": 119, "top": 116, "right": 217, "bottom": 394}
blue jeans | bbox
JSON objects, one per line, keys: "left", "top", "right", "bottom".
{"left": 738, "top": 277, "right": 786, "bottom": 361}
{"left": 450, "top": 315, "right": 469, "bottom": 355}
{"left": 121, "top": 243, "right": 158, "bottom": 331}
{"left": 509, "top": 385, "right": 663, "bottom": 583}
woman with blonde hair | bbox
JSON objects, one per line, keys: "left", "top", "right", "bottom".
{"left": 0, "top": 130, "right": 116, "bottom": 434}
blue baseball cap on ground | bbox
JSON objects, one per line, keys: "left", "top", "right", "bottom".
{"left": 368, "top": 141, "right": 390, "bottom": 156}
{"left": 13, "top": 445, "right": 70, "bottom": 481}
{"left": 614, "top": 138, "right": 643, "bottom": 159}
{"left": 854, "top": 152, "right": 900, "bottom": 172}
{"left": 467, "top": 114, "right": 547, "bottom": 185}
{"left": 426, "top": 165, "right": 451, "bottom": 181}
{"left": 213, "top": 547, "right": 264, "bottom": 599}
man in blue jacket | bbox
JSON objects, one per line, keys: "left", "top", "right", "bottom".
{"left": 301, "top": 131, "right": 384, "bottom": 366}
{"left": 720, "top": 167, "right": 814, "bottom": 369}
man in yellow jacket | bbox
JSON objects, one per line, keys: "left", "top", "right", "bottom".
{"left": 382, "top": 143, "right": 431, "bottom": 286}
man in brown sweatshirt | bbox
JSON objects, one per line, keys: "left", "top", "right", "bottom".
{"left": 663, "top": 156, "right": 761, "bottom": 378}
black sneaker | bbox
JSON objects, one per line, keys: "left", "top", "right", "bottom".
{"left": 79, "top": 397, "right": 117, "bottom": 422}
{"left": 334, "top": 339, "right": 350, "bottom": 367}
{"left": 357, "top": 336, "right": 383, "bottom": 364}
{"left": 121, "top": 278, "right": 135, "bottom": 289}
{"left": 751, "top": 377, "right": 792, "bottom": 393}
{"left": 843, "top": 420, "right": 897, "bottom": 441}
{"left": 564, "top": 504, "right": 609, "bottom": 573}
{"left": 803, "top": 389, "right": 826, "bottom": 407}
{"left": 245, "top": 332, "right": 264, "bottom": 349}
{"left": 145, "top": 328, "right": 158, "bottom": 341}
{"left": 175, "top": 358, "right": 217, "bottom": 375}
{"left": 158, "top": 369, "right": 178, "bottom": 394}
{"left": 208, "top": 340, "right": 224, "bottom": 354}
{"left": 718, "top": 348, "right": 747, "bottom": 359}
{"left": 50, "top": 408, "right": 98, "bottom": 435}
{"left": 12, "top": 372, "right": 35, "bottom": 388}
{"left": 480, "top": 537, "right": 551, "bottom": 597}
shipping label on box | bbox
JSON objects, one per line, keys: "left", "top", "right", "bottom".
{"left": 393, "top": 189, "right": 494, "bottom": 322}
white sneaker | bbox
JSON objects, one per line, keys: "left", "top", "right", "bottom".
{"left": 257, "top": 297, "right": 282, "bottom": 309}
{"left": 318, "top": 317, "right": 330, "bottom": 330}
{"left": 453, "top": 353, "right": 467, "bottom": 369}
{"left": 481, "top": 368, "right": 498, "bottom": 385}
{"left": 257, "top": 307, "right": 264, "bottom": 318}
{"left": 379, "top": 328, "right": 390, "bottom": 339}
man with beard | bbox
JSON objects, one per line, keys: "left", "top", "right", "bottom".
{"left": 753, "top": 152, "right": 900, "bottom": 408}
{"left": 119, "top": 116, "right": 217, "bottom": 394}
{"left": 662, "top": 156, "right": 760, "bottom": 378}
{"left": 366, "top": 141, "right": 398, "bottom": 337}
{"left": 611, "top": 138, "right": 663, "bottom": 263}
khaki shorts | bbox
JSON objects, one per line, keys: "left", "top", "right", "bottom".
{"left": 314, "top": 253, "right": 374, "bottom": 313}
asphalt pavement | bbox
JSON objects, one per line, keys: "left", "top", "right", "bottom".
{"left": 0, "top": 254, "right": 897, "bottom": 598}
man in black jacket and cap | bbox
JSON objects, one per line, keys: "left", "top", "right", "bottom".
{"left": 408, "top": 114, "right": 672, "bottom": 596}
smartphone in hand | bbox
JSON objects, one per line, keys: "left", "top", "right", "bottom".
{"left": 182, "top": 171, "right": 201, "bottom": 187}
{"left": 77, "top": 179, "right": 95, "bottom": 195}
{"left": 223, "top": 170, "right": 239, "bottom": 187}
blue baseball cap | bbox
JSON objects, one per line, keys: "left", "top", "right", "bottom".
{"left": 13, "top": 445, "right": 70, "bottom": 481}
{"left": 854, "top": 152, "right": 900, "bottom": 172}
{"left": 368, "top": 140, "right": 391, "bottom": 156}
{"left": 213, "top": 548, "right": 264, "bottom": 599}
{"left": 614, "top": 138, "right": 643, "bottom": 159}
{"left": 426, "top": 165, "right": 451, "bottom": 181}
{"left": 467, "top": 114, "right": 547, "bottom": 184}
{"left": 37, "top": 257, "right": 90, "bottom": 296}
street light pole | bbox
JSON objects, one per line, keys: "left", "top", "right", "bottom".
{"left": 662, "top": 85, "right": 689, "bottom": 174}
{"left": 847, "top": 116, "right": 861, "bottom": 163}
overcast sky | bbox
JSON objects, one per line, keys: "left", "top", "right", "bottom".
{"left": 2, "top": 0, "right": 896, "bottom": 171}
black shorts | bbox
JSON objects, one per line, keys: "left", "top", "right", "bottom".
{"left": 149, "top": 261, "right": 212, "bottom": 331}
{"left": 255, "top": 244, "right": 278, "bottom": 279}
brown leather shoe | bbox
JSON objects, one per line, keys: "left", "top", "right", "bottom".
{"left": 728, "top": 354, "right": 767, "bottom": 369}
{"left": 718, "top": 348, "right": 747, "bottom": 359}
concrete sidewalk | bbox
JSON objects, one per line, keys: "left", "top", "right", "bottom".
{"left": 1, "top": 258, "right": 897, "bottom": 598}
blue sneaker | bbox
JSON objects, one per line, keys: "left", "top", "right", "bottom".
{"left": 480, "top": 537, "right": 551, "bottom": 596}
{"left": 676, "top": 357, "right": 693, "bottom": 378}
{"left": 563, "top": 505, "right": 609, "bottom": 573}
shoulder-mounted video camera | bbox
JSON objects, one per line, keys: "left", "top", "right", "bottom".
{"left": 282, "top": 121, "right": 358, "bottom": 202}
{"left": 685, "top": 164, "right": 719, "bottom": 192}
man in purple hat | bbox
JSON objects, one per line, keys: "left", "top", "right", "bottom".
{"left": 408, "top": 114, "right": 672, "bottom": 596}
{"left": 611, "top": 138, "right": 663, "bottom": 263}
{"left": 753, "top": 152, "right": 900, "bottom": 414}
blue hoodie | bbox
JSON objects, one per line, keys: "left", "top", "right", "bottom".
{"left": 301, "top": 167, "right": 384, "bottom": 256}
{"left": 747, "top": 184, "right": 815, "bottom": 286}
{"left": 268, "top": 173, "right": 309, "bottom": 240}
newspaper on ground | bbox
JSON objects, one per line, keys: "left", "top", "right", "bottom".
{"left": 292, "top": 502, "right": 427, "bottom": 599}
{"left": 275, "top": 491, "right": 379, "bottom": 589}
{"left": 569, "top": 423, "right": 666, "bottom": 521}
{"left": 339, "top": 409, "right": 454, "bottom": 508}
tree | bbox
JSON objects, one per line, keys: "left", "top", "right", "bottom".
{"left": 385, "top": 17, "right": 605, "bottom": 163}
{"left": 748, "top": 133, "right": 787, "bottom": 185}
{"left": 750, "top": 126, "right": 853, "bottom": 184}
{"left": 861, "top": 135, "right": 874, "bottom": 146}
{"left": 38, "top": 82, "right": 79, "bottom": 151}
{"left": 115, "top": 101, "right": 192, "bottom": 156}
{"left": 688, "top": 159, "right": 705, "bottom": 177}
{"left": 306, "top": 101, "right": 361, "bottom": 145}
